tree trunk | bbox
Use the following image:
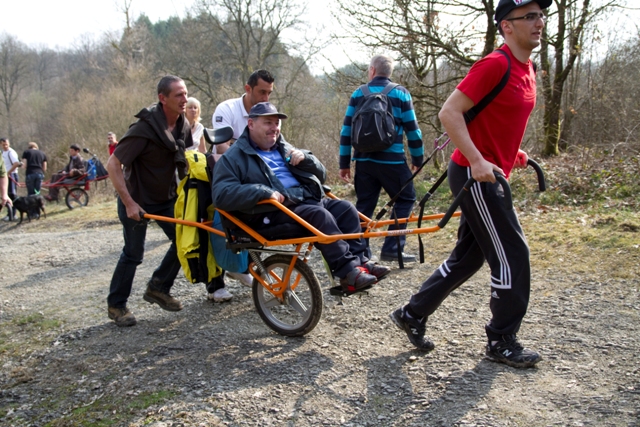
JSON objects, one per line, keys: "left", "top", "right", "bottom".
{"left": 542, "top": 82, "right": 563, "bottom": 156}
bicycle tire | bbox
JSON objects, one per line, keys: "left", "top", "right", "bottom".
{"left": 252, "top": 254, "right": 323, "bottom": 337}
{"left": 65, "top": 188, "right": 89, "bottom": 209}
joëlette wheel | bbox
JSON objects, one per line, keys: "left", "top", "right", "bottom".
{"left": 65, "top": 188, "right": 89, "bottom": 209}
{"left": 252, "top": 254, "right": 323, "bottom": 337}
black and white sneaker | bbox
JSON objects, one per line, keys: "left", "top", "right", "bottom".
{"left": 485, "top": 335, "right": 542, "bottom": 368}
{"left": 389, "top": 307, "right": 434, "bottom": 351}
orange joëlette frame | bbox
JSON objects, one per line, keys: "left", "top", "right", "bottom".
{"left": 143, "top": 195, "right": 460, "bottom": 248}
{"left": 143, "top": 194, "right": 460, "bottom": 300}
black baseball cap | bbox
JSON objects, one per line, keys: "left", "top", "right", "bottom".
{"left": 495, "top": 0, "right": 552, "bottom": 25}
{"left": 248, "top": 102, "right": 288, "bottom": 119}
{"left": 70, "top": 144, "right": 81, "bottom": 151}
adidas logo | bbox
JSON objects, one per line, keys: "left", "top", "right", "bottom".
{"left": 491, "top": 291, "right": 500, "bottom": 299}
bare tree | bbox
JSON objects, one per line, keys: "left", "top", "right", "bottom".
{"left": 539, "top": 0, "right": 622, "bottom": 156}
{"left": 332, "top": 0, "right": 499, "bottom": 135}
{"left": 195, "top": 0, "right": 308, "bottom": 81}
{"left": 0, "top": 35, "right": 32, "bottom": 139}
{"left": 155, "top": 0, "right": 326, "bottom": 119}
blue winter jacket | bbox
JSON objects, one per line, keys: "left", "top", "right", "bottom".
{"left": 211, "top": 127, "right": 326, "bottom": 216}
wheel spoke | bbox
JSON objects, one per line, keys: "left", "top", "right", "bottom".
{"left": 261, "top": 294, "right": 282, "bottom": 309}
{"left": 286, "top": 290, "right": 309, "bottom": 316}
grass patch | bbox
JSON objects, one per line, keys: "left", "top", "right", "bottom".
{"left": 43, "top": 390, "right": 177, "bottom": 427}
{"left": 13, "top": 312, "right": 61, "bottom": 330}
{"left": 524, "top": 207, "right": 639, "bottom": 279}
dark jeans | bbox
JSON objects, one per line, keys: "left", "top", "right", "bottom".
{"left": 206, "top": 271, "right": 226, "bottom": 293}
{"left": 354, "top": 161, "right": 416, "bottom": 254}
{"left": 5, "top": 172, "right": 17, "bottom": 218}
{"left": 108, "top": 197, "right": 182, "bottom": 308}
{"left": 26, "top": 173, "right": 44, "bottom": 196}
{"left": 266, "top": 198, "right": 369, "bottom": 279}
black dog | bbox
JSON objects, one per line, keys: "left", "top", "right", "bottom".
{"left": 13, "top": 195, "right": 47, "bottom": 224}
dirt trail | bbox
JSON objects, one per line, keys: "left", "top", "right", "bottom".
{"left": 0, "top": 207, "right": 638, "bottom": 426}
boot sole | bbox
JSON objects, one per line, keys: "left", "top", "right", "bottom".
{"left": 485, "top": 352, "right": 542, "bottom": 368}
{"left": 208, "top": 295, "right": 233, "bottom": 303}
{"left": 113, "top": 318, "right": 137, "bottom": 327}
{"left": 143, "top": 293, "right": 183, "bottom": 311}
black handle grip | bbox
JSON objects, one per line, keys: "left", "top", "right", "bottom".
{"left": 527, "top": 159, "right": 546, "bottom": 192}
{"left": 437, "top": 173, "right": 512, "bottom": 229}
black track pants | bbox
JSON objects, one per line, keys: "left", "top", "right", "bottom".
{"left": 408, "top": 161, "right": 530, "bottom": 340}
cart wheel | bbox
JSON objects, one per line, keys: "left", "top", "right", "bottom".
{"left": 252, "top": 254, "right": 323, "bottom": 337}
{"left": 65, "top": 188, "right": 89, "bottom": 209}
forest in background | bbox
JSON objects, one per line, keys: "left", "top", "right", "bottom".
{"left": 0, "top": 0, "right": 638, "bottom": 187}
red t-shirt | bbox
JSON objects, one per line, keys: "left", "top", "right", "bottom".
{"left": 451, "top": 45, "right": 536, "bottom": 178}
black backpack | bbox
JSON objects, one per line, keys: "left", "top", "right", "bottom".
{"left": 351, "top": 82, "right": 399, "bottom": 152}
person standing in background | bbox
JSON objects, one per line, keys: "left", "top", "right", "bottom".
{"left": 107, "top": 132, "right": 118, "bottom": 156}
{"left": 185, "top": 97, "right": 207, "bottom": 154}
{"left": 21, "top": 142, "right": 47, "bottom": 196}
{"left": 1, "top": 138, "right": 20, "bottom": 220}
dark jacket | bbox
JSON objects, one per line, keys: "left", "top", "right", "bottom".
{"left": 64, "top": 155, "right": 85, "bottom": 176}
{"left": 120, "top": 103, "right": 192, "bottom": 179}
{"left": 212, "top": 127, "right": 326, "bottom": 216}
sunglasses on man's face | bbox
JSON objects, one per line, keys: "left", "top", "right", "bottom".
{"left": 506, "top": 12, "right": 546, "bottom": 23}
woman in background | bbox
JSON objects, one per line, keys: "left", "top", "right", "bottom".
{"left": 186, "top": 97, "right": 206, "bottom": 154}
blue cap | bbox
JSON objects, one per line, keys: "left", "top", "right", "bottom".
{"left": 248, "top": 102, "right": 288, "bottom": 119}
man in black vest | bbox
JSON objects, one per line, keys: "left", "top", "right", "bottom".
{"left": 106, "top": 75, "right": 193, "bottom": 327}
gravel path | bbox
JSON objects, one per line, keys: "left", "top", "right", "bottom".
{"left": 0, "top": 210, "right": 638, "bottom": 427}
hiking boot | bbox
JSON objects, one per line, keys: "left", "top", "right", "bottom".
{"left": 208, "top": 288, "right": 233, "bottom": 302}
{"left": 363, "top": 261, "right": 391, "bottom": 281}
{"left": 226, "top": 271, "right": 253, "bottom": 287}
{"left": 108, "top": 306, "right": 137, "bottom": 327}
{"left": 380, "top": 251, "right": 417, "bottom": 263}
{"left": 143, "top": 286, "right": 183, "bottom": 312}
{"left": 339, "top": 266, "right": 377, "bottom": 293}
{"left": 485, "top": 335, "right": 542, "bottom": 368}
{"left": 389, "top": 306, "right": 434, "bottom": 351}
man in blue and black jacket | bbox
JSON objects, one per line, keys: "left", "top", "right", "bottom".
{"left": 339, "top": 55, "right": 424, "bottom": 263}
{"left": 213, "top": 102, "right": 391, "bottom": 293}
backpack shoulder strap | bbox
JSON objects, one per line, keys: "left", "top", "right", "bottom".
{"left": 359, "top": 84, "right": 371, "bottom": 96}
{"left": 381, "top": 82, "right": 399, "bottom": 96}
{"left": 463, "top": 49, "right": 511, "bottom": 124}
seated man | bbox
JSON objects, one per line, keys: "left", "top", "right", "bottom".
{"left": 212, "top": 102, "right": 390, "bottom": 292}
{"left": 46, "top": 144, "right": 85, "bottom": 201}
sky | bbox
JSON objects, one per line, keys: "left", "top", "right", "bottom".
{"left": 2, "top": 0, "right": 186, "bottom": 48}
{"left": 4, "top": 1, "right": 637, "bottom": 73}
{"left": 1, "top": 0, "right": 355, "bottom": 73}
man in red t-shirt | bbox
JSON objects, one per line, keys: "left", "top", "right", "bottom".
{"left": 391, "top": 0, "right": 551, "bottom": 368}
{"left": 107, "top": 132, "right": 118, "bottom": 156}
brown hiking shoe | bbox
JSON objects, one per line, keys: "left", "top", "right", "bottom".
{"left": 143, "top": 286, "right": 183, "bottom": 312}
{"left": 108, "top": 306, "right": 137, "bottom": 327}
